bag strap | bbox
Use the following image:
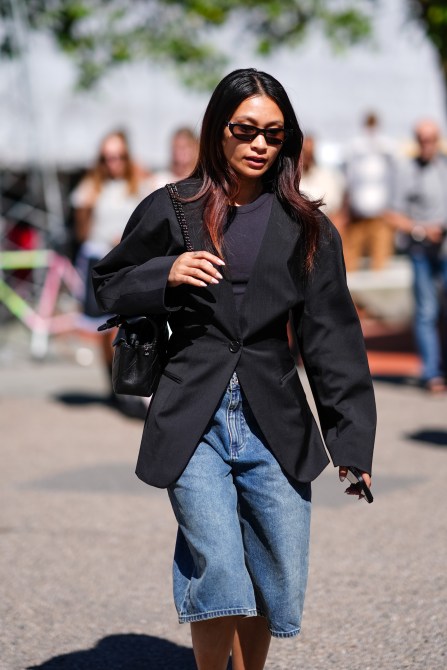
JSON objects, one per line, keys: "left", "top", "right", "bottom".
{"left": 166, "top": 183, "right": 194, "bottom": 252}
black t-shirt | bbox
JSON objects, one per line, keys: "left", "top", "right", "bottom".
{"left": 224, "top": 192, "right": 274, "bottom": 312}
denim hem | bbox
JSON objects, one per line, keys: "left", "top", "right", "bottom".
{"left": 269, "top": 627, "right": 301, "bottom": 639}
{"left": 178, "top": 609, "right": 301, "bottom": 638}
{"left": 178, "top": 607, "right": 259, "bottom": 623}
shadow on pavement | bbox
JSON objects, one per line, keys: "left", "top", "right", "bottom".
{"left": 54, "top": 391, "right": 110, "bottom": 406}
{"left": 27, "top": 633, "right": 196, "bottom": 669}
{"left": 372, "top": 374, "right": 420, "bottom": 387}
{"left": 53, "top": 392, "right": 148, "bottom": 420}
{"left": 406, "top": 429, "right": 447, "bottom": 448}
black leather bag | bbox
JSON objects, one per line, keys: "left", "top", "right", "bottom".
{"left": 98, "top": 314, "right": 168, "bottom": 396}
{"left": 97, "top": 183, "right": 193, "bottom": 397}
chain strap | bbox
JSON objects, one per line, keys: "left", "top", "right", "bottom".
{"left": 166, "top": 183, "right": 194, "bottom": 252}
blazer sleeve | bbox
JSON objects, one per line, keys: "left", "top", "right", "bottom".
{"left": 92, "top": 188, "right": 183, "bottom": 316}
{"left": 292, "top": 218, "right": 376, "bottom": 474}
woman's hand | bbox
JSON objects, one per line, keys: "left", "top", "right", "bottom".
{"left": 339, "top": 466, "right": 372, "bottom": 500}
{"left": 168, "top": 251, "right": 225, "bottom": 288}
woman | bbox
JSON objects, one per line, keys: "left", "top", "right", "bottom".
{"left": 93, "top": 69, "right": 376, "bottom": 670}
{"left": 148, "top": 126, "right": 200, "bottom": 190}
{"left": 72, "top": 129, "right": 152, "bottom": 416}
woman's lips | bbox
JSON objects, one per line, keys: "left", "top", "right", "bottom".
{"left": 244, "top": 156, "right": 267, "bottom": 168}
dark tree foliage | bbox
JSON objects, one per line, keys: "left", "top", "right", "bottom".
{"left": 0, "top": 0, "right": 374, "bottom": 89}
{"left": 2, "top": 1, "right": 446, "bottom": 98}
{"left": 408, "top": 0, "right": 447, "bottom": 87}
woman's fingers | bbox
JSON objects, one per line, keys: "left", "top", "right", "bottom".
{"left": 339, "top": 466, "right": 371, "bottom": 487}
{"left": 192, "top": 250, "right": 225, "bottom": 267}
{"left": 339, "top": 466, "right": 372, "bottom": 500}
{"left": 177, "top": 258, "right": 223, "bottom": 284}
{"left": 361, "top": 472, "right": 372, "bottom": 488}
{"left": 168, "top": 251, "right": 225, "bottom": 287}
{"left": 177, "top": 267, "right": 220, "bottom": 287}
{"left": 339, "top": 466, "right": 348, "bottom": 482}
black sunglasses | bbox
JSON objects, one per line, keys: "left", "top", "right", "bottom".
{"left": 227, "top": 122, "right": 288, "bottom": 146}
{"left": 100, "top": 153, "right": 128, "bottom": 163}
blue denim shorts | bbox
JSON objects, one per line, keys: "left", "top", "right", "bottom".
{"left": 167, "top": 372, "right": 311, "bottom": 638}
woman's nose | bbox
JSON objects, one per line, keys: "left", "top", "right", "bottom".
{"left": 251, "top": 133, "right": 268, "bottom": 150}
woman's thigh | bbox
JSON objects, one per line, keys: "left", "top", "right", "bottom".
{"left": 167, "top": 374, "right": 249, "bottom": 551}
{"left": 167, "top": 438, "right": 257, "bottom": 615}
{"left": 234, "top": 404, "right": 312, "bottom": 621}
{"left": 168, "top": 438, "right": 240, "bottom": 554}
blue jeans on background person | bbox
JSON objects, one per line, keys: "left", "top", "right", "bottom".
{"left": 167, "top": 371, "right": 311, "bottom": 638}
{"left": 411, "top": 252, "right": 447, "bottom": 383}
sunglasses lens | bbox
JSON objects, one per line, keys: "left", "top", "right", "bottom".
{"left": 229, "top": 123, "right": 285, "bottom": 145}
{"left": 265, "top": 132, "right": 284, "bottom": 145}
{"left": 231, "top": 124, "right": 258, "bottom": 140}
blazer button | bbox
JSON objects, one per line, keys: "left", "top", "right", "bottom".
{"left": 229, "top": 340, "right": 241, "bottom": 353}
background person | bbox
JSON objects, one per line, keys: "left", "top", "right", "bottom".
{"left": 386, "top": 119, "right": 447, "bottom": 393}
{"left": 71, "top": 129, "right": 153, "bottom": 417}
{"left": 93, "top": 68, "right": 376, "bottom": 670}
{"left": 342, "top": 112, "right": 396, "bottom": 271}
{"left": 148, "top": 127, "right": 199, "bottom": 190}
{"left": 300, "top": 133, "right": 347, "bottom": 233}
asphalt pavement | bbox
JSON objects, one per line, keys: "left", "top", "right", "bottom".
{"left": 0, "top": 324, "right": 446, "bottom": 670}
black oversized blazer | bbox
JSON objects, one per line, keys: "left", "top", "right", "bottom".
{"left": 93, "top": 180, "right": 376, "bottom": 489}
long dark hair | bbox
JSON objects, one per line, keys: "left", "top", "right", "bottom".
{"left": 190, "top": 68, "right": 321, "bottom": 272}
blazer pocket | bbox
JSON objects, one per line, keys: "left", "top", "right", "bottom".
{"left": 162, "top": 369, "right": 183, "bottom": 384}
{"left": 280, "top": 366, "right": 298, "bottom": 386}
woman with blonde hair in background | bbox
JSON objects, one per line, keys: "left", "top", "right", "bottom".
{"left": 72, "top": 129, "right": 153, "bottom": 418}
{"left": 149, "top": 127, "right": 199, "bottom": 190}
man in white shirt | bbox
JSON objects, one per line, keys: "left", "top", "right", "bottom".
{"left": 342, "top": 112, "right": 396, "bottom": 271}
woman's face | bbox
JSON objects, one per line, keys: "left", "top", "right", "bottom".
{"left": 222, "top": 95, "right": 284, "bottom": 183}
{"left": 171, "top": 133, "right": 198, "bottom": 178}
{"left": 100, "top": 135, "right": 128, "bottom": 179}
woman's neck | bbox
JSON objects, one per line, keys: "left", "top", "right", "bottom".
{"left": 231, "top": 179, "right": 263, "bottom": 207}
